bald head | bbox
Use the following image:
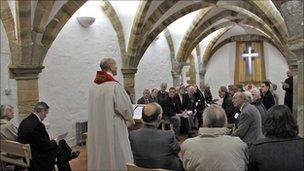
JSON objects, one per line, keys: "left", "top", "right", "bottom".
{"left": 142, "top": 103, "right": 162, "bottom": 123}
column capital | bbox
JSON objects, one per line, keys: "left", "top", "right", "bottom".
{"left": 121, "top": 68, "right": 137, "bottom": 75}
{"left": 9, "top": 65, "right": 44, "bottom": 80}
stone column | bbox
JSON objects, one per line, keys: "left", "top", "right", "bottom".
{"left": 121, "top": 68, "right": 137, "bottom": 103}
{"left": 9, "top": 66, "right": 44, "bottom": 119}
{"left": 280, "top": 0, "right": 304, "bottom": 136}
{"left": 171, "top": 71, "right": 181, "bottom": 87}
{"left": 296, "top": 53, "right": 304, "bottom": 136}
{"left": 289, "top": 48, "right": 304, "bottom": 137}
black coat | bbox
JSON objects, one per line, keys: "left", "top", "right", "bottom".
{"left": 193, "top": 90, "right": 206, "bottom": 112}
{"left": 222, "top": 94, "right": 238, "bottom": 123}
{"left": 204, "top": 90, "right": 213, "bottom": 104}
{"left": 163, "top": 96, "right": 179, "bottom": 119}
{"left": 261, "top": 90, "right": 275, "bottom": 110}
{"left": 156, "top": 91, "right": 169, "bottom": 112}
{"left": 18, "top": 113, "right": 57, "bottom": 171}
{"left": 283, "top": 76, "right": 293, "bottom": 110}
{"left": 174, "top": 94, "right": 191, "bottom": 112}
{"left": 249, "top": 136, "right": 304, "bottom": 171}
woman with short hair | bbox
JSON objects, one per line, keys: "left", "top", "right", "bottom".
{"left": 0, "top": 104, "right": 18, "bottom": 141}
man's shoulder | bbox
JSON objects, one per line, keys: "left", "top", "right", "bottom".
{"left": 243, "top": 103, "right": 258, "bottom": 112}
{"left": 20, "top": 114, "right": 39, "bottom": 127}
{"left": 130, "top": 128, "right": 174, "bottom": 138}
{"left": 221, "top": 135, "right": 247, "bottom": 146}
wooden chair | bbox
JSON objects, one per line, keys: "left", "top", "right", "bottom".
{"left": 0, "top": 140, "right": 32, "bottom": 169}
{"left": 126, "top": 163, "right": 171, "bottom": 171}
{"left": 160, "top": 120, "right": 173, "bottom": 131}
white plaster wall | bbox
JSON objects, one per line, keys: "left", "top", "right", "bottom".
{"left": 205, "top": 42, "right": 236, "bottom": 99}
{"left": 0, "top": 22, "right": 19, "bottom": 126}
{"left": 168, "top": 10, "right": 199, "bottom": 53}
{"left": 38, "top": 1, "right": 174, "bottom": 145}
{"left": 264, "top": 42, "right": 288, "bottom": 104}
{"left": 135, "top": 32, "right": 173, "bottom": 100}
{"left": 39, "top": 3, "right": 123, "bottom": 145}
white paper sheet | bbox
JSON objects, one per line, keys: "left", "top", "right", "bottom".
{"left": 133, "top": 106, "right": 144, "bottom": 119}
{"left": 56, "top": 132, "right": 68, "bottom": 141}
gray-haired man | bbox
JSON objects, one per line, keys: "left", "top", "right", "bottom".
{"left": 181, "top": 104, "right": 248, "bottom": 171}
{"left": 232, "top": 92, "right": 263, "bottom": 146}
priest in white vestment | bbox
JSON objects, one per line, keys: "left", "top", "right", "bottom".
{"left": 88, "top": 58, "right": 135, "bottom": 170}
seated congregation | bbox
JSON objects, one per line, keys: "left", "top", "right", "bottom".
{"left": 1, "top": 81, "right": 303, "bottom": 171}
{"left": 129, "top": 81, "right": 303, "bottom": 171}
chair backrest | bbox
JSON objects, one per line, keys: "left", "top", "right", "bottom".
{"left": 0, "top": 140, "right": 32, "bottom": 168}
{"left": 126, "top": 163, "right": 171, "bottom": 171}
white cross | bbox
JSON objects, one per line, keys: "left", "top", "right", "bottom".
{"left": 241, "top": 46, "right": 259, "bottom": 75}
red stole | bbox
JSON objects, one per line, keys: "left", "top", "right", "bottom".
{"left": 94, "top": 70, "right": 118, "bottom": 84}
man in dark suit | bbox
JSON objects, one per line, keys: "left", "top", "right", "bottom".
{"left": 219, "top": 86, "right": 238, "bottom": 124}
{"left": 137, "top": 89, "right": 154, "bottom": 104}
{"left": 129, "top": 103, "right": 183, "bottom": 171}
{"left": 174, "top": 86, "right": 194, "bottom": 136}
{"left": 156, "top": 83, "right": 169, "bottom": 111}
{"left": 232, "top": 92, "right": 263, "bottom": 146}
{"left": 260, "top": 81, "right": 275, "bottom": 110}
{"left": 163, "top": 87, "right": 181, "bottom": 135}
{"left": 18, "top": 102, "right": 79, "bottom": 171}
{"left": 282, "top": 69, "right": 293, "bottom": 110}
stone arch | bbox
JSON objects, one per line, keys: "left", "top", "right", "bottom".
{"left": 208, "top": 34, "right": 284, "bottom": 63}
{"left": 100, "top": 0, "right": 126, "bottom": 59}
{"left": 0, "top": 0, "right": 16, "bottom": 42}
{"left": 41, "top": 0, "right": 87, "bottom": 51}
{"left": 133, "top": 3, "right": 215, "bottom": 68}
{"left": 164, "top": 28, "right": 182, "bottom": 86}
{"left": 126, "top": 0, "right": 151, "bottom": 68}
{"left": 140, "top": 0, "right": 179, "bottom": 35}
{"left": 176, "top": 7, "right": 287, "bottom": 63}
{"left": 249, "top": 0, "right": 289, "bottom": 40}
{"left": 201, "top": 27, "right": 231, "bottom": 64}
{"left": 218, "top": 0, "right": 288, "bottom": 44}
{"left": 0, "top": 0, "right": 17, "bottom": 64}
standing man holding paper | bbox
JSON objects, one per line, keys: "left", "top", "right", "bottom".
{"left": 88, "top": 58, "right": 135, "bottom": 170}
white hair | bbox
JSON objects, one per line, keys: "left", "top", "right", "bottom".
{"left": 243, "top": 91, "right": 252, "bottom": 102}
{"left": 251, "top": 88, "right": 261, "bottom": 98}
{"left": 203, "top": 104, "right": 227, "bottom": 127}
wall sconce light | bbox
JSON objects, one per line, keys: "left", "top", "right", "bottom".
{"left": 77, "top": 16, "right": 96, "bottom": 28}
